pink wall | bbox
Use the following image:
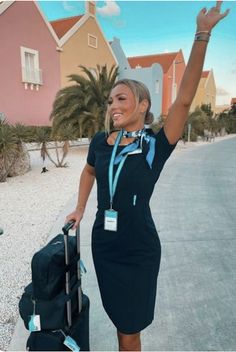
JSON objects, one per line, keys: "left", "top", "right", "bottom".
{"left": 0, "top": 2, "right": 60, "bottom": 126}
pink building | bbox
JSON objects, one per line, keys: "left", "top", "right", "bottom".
{"left": 0, "top": 1, "right": 60, "bottom": 126}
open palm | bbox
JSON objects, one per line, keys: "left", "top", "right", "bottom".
{"left": 197, "top": 1, "right": 230, "bottom": 32}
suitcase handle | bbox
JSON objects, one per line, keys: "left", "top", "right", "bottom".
{"left": 62, "top": 221, "right": 76, "bottom": 234}
{"left": 62, "top": 221, "right": 82, "bottom": 328}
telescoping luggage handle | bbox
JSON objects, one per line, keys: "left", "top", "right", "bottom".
{"left": 62, "top": 221, "right": 82, "bottom": 328}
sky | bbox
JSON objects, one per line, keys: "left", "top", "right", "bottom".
{"left": 38, "top": 1, "right": 236, "bottom": 106}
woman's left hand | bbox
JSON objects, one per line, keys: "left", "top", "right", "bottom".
{"left": 197, "top": 1, "right": 230, "bottom": 32}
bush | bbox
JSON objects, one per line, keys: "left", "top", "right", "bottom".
{"left": 0, "top": 120, "right": 24, "bottom": 182}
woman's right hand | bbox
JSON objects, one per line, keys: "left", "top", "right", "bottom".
{"left": 196, "top": 1, "right": 229, "bottom": 33}
{"left": 65, "top": 207, "right": 85, "bottom": 230}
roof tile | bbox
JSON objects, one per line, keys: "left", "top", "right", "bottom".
{"left": 50, "top": 15, "right": 84, "bottom": 39}
{"left": 127, "top": 52, "right": 179, "bottom": 73}
{"left": 201, "top": 70, "right": 210, "bottom": 78}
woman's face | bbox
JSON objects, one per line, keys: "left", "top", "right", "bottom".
{"left": 107, "top": 84, "right": 146, "bottom": 130}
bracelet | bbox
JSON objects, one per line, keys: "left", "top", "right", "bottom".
{"left": 196, "top": 30, "right": 211, "bottom": 36}
{"left": 195, "top": 33, "right": 210, "bottom": 42}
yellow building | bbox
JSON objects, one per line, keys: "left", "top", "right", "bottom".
{"left": 50, "top": 1, "right": 118, "bottom": 87}
{"left": 190, "top": 70, "right": 216, "bottom": 113}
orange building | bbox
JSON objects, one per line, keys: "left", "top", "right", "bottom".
{"left": 128, "top": 50, "right": 186, "bottom": 116}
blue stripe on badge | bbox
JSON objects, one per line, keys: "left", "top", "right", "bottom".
{"left": 105, "top": 210, "right": 117, "bottom": 218}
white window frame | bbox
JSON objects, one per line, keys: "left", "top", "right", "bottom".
{"left": 88, "top": 34, "right": 97, "bottom": 49}
{"left": 20, "top": 46, "right": 43, "bottom": 86}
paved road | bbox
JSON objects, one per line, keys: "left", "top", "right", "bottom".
{"left": 10, "top": 137, "right": 236, "bottom": 351}
{"left": 146, "top": 136, "right": 236, "bottom": 351}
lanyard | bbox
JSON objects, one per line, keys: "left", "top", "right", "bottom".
{"left": 108, "top": 130, "right": 128, "bottom": 209}
{"left": 108, "top": 128, "right": 156, "bottom": 208}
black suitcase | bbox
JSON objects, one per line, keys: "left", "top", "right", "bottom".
{"left": 25, "top": 222, "right": 90, "bottom": 351}
{"left": 31, "top": 233, "right": 78, "bottom": 300}
{"left": 19, "top": 276, "right": 81, "bottom": 330}
{"left": 26, "top": 294, "right": 90, "bottom": 351}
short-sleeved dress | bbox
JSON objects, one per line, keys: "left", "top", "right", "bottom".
{"left": 87, "top": 127, "right": 176, "bottom": 334}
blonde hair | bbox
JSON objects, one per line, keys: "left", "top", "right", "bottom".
{"left": 105, "top": 79, "right": 154, "bottom": 133}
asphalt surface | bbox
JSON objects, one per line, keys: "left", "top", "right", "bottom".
{"left": 10, "top": 136, "right": 236, "bottom": 351}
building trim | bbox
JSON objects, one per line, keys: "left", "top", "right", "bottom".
{"left": 94, "top": 17, "right": 118, "bottom": 66}
{"left": 0, "top": 1, "right": 14, "bottom": 15}
{"left": 34, "top": 1, "right": 60, "bottom": 46}
{"left": 58, "top": 14, "right": 90, "bottom": 47}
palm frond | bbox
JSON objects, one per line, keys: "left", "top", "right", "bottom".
{"left": 50, "top": 64, "right": 118, "bottom": 137}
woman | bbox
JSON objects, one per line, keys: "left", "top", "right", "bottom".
{"left": 66, "top": 2, "right": 229, "bottom": 350}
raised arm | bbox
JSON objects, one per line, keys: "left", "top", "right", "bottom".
{"left": 164, "top": 1, "right": 230, "bottom": 145}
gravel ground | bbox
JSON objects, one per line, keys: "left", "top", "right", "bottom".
{"left": 0, "top": 134, "right": 235, "bottom": 351}
{"left": 0, "top": 146, "right": 87, "bottom": 351}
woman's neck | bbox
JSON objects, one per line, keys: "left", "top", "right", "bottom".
{"left": 122, "top": 123, "right": 144, "bottom": 132}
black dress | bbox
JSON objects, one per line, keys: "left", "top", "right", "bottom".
{"left": 87, "top": 127, "right": 176, "bottom": 334}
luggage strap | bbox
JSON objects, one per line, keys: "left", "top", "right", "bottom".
{"left": 63, "top": 279, "right": 82, "bottom": 303}
{"left": 65, "top": 253, "right": 80, "bottom": 273}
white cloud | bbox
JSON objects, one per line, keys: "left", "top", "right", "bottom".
{"left": 231, "top": 69, "right": 236, "bottom": 75}
{"left": 62, "top": 1, "right": 75, "bottom": 12}
{"left": 216, "top": 86, "right": 230, "bottom": 97}
{"left": 112, "top": 18, "right": 126, "bottom": 29}
{"left": 97, "top": 1, "right": 121, "bottom": 17}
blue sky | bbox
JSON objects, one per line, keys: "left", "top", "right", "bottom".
{"left": 38, "top": 1, "right": 236, "bottom": 105}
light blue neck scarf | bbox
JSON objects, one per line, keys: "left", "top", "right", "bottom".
{"left": 113, "top": 129, "right": 156, "bottom": 169}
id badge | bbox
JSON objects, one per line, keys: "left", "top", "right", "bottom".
{"left": 104, "top": 209, "right": 118, "bottom": 232}
{"left": 28, "top": 314, "right": 41, "bottom": 332}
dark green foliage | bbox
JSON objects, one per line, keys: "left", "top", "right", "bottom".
{"left": 229, "top": 103, "right": 236, "bottom": 116}
{"left": 0, "top": 120, "right": 18, "bottom": 158}
{"left": 183, "top": 105, "right": 220, "bottom": 141}
{"left": 200, "top": 103, "right": 213, "bottom": 117}
{"left": 150, "top": 115, "right": 165, "bottom": 133}
{"left": 50, "top": 65, "right": 118, "bottom": 138}
{"left": 218, "top": 112, "right": 236, "bottom": 133}
{"left": 0, "top": 120, "right": 21, "bottom": 181}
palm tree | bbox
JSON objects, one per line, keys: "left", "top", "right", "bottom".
{"left": 13, "top": 123, "right": 33, "bottom": 157}
{"left": 34, "top": 125, "right": 78, "bottom": 168}
{"left": 13, "top": 123, "right": 33, "bottom": 143}
{"left": 51, "top": 125, "right": 77, "bottom": 167}
{"left": 7, "top": 123, "right": 32, "bottom": 177}
{"left": 50, "top": 64, "right": 118, "bottom": 137}
{"left": 33, "top": 126, "right": 55, "bottom": 166}
{"left": 0, "top": 120, "right": 19, "bottom": 182}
